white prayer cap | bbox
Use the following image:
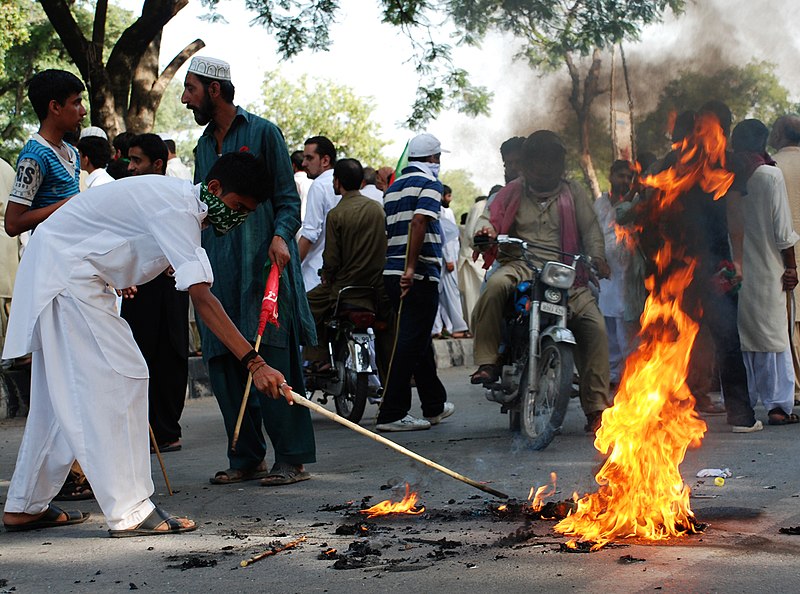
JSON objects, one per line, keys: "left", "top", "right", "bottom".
{"left": 80, "top": 126, "right": 108, "bottom": 140}
{"left": 407, "top": 133, "right": 449, "bottom": 158}
{"left": 187, "top": 56, "right": 232, "bottom": 81}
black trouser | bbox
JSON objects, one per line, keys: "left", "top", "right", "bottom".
{"left": 121, "top": 273, "right": 189, "bottom": 444}
{"left": 377, "top": 276, "right": 447, "bottom": 424}
{"left": 685, "top": 280, "right": 755, "bottom": 427}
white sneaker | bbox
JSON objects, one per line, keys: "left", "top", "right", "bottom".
{"left": 731, "top": 420, "right": 764, "bottom": 433}
{"left": 425, "top": 402, "right": 455, "bottom": 425}
{"left": 375, "top": 415, "right": 431, "bottom": 432}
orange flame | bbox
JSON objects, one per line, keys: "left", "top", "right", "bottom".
{"left": 555, "top": 113, "right": 732, "bottom": 549}
{"left": 528, "top": 472, "right": 558, "bottom": 512}
{"left": 359, "top": 484, "right": 425, "bottom": 518}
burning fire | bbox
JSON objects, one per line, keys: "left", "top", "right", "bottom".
{"left": 360, "top": 484, "right": 425, "bottom": 518}
{"left": 555, "top": 113, "right": 733, "bottom": 549}
{"left": 528, "top": 472, "right": 558, "bottom": 512}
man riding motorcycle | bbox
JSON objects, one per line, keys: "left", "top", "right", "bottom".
{"left": 470, "top": 130, "right": 612, "bottom": 433}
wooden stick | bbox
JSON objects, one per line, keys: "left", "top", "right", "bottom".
{"left": 240, "top": 536, "right": 306, "bottom": 567}
{"left": 290, "top": 391, "right": 509, "bottom": 499}
{"left": 231, "top": 334, "right": 263, "bottom": 452}
{"left": 149, "top": 424, "right": 173, "bottom": 496}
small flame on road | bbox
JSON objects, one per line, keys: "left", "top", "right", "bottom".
{"left": 360, "top": 484, "right": 425, "bottom": 518}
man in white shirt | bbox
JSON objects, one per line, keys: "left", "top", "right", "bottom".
{"left": 76, "top": 136, "right": 115, "bottom": 189}
{"left": 164, "top": 138, "right": 193, "bottom": 181}
{"left": 299, "top": 136, "right": 340, "bottom": 291}
{"left": 360, "top": 167, "right": 384, "bottom": 204}
{"left": 2, "top": 152, "right": 292, "bottom": 537}
{"left": 291, "top": 150, "right": 314, "bottom": 223}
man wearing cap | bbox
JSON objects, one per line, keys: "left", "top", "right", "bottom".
{"left": 471, "top": 130, "right": 611, "bottom": 434}
{"left": 77, "top": 127, "right": 113, "bottom": 190}
{"left": 181, "top": 56, "right": 316, "bottom": 486}
{"left": 375, "top": 133, "right": 454, "bottom": 432}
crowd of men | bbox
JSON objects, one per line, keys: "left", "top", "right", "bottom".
{"left": 0, "top": 56, "right": 798, "bottom": 538}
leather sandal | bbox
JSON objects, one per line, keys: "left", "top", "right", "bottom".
{"left": 209, "top": 461, "right": 268, "bottom": 485}
{"left": 260, "top": 462, "right": 310, "bottom": 486}
{"left": 4, "top": 504, "right": 89, "bottom": 532}
{"left": 470, "top": 364, "right": 500, "bottom": 385}
{"left": 108, "top": 506, "right": 196, "bottom": 538}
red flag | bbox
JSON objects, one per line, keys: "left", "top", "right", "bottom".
{"left": 257, "top": 265, "right": 280, "bottom": 335}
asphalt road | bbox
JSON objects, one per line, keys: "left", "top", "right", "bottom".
{"left": 1, "top": 366, "right": 799, "bottom": 593}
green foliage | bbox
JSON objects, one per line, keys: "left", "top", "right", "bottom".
{"left": 249, "top": 70, "right": 389, "bottom": 166}
{"left": 448, "top": 0, "right": 685, "bottom": 68}
{"left": 199, "top": 0, "right": 492, "bottom": 129}
{"left": 440, "top": 168, "right": 482, "bottom": 222}
{"left": 0, "top": 0, "right": 28, "bottom": 78}
{"left": 637, "top": 61, "right": 794, "bottom": 156}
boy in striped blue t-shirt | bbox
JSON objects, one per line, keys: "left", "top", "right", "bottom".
{"left": 376, "top": 133, "right": 454, "bottom": 432}
{"left": 5, "top": 69, "right": 86, "bottom": 237}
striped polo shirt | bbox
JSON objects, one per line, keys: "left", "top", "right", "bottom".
{"left": 383, "top": 164, "right": 443, "bottom": 281}
{"left": 9, "top": 134, "right": 80, "bottom": 210}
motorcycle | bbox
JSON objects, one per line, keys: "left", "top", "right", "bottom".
{"left": 475, "top": 234, "right": 591, "bottom": 450}
{"left": 304, "top": 286, "right": 381, "bottom": 423}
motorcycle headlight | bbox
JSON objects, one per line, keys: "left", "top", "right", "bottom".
{"left": 544, "top": 288, "right": 561, "bottom": 303}
{"left": 541, "top": 262, "right": 576, "bottom": 289}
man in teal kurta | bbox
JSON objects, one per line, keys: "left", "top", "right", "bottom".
{"left": 182, "top": 56, "right": 316, "bottom": 485}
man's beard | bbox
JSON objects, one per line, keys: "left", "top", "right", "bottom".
{"left": 190, "top": 94, "right": 214, "bottom": 126}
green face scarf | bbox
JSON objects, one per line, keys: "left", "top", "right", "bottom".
{"left": 199, "top": 182, "right": 250, "bottom": 236}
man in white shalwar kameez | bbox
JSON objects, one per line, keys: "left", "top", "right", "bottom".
{"left": 732, "top": 120, "right": 800, "bottom": 425}
{"left": 433, "top": 186, "right": 469, "bottom": 337}
{"left": 2, "top": 153, "right": 294, "bottom": 536}
{"left": 594, "top": 160, "right": 634, "bottom": 387}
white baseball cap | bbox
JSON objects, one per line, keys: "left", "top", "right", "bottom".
{"left": 407, "top": 133, "right": 449, "bottom": 158}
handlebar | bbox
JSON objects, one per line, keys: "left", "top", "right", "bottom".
{"left": 473, "top": 234, "right": 591, "bottom": 266}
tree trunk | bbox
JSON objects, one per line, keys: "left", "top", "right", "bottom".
{"left": 39, "top": 0, "right": 191, "bottom": 140}
{"left": 126, "top": 36, "right": 205, "bottom": 133}
{"left": 565, "top": 50, "right": 605, "bottom": 199}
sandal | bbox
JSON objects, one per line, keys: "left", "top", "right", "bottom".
{"left": 767, "top": 408, "right": 800, "bottom": 425}
{"left": 259, "top": 462, "right": 310, "bottom": 486}
{"left": 4, "top": 504, "right": 89, "bottom": 532}
{"left": 209, "top": 461, "right": 268, "bottom": 485}
{"left": 53, "top": 470, "right": 94, "bottom": 502}
{"left": 451, "top": 331, "right": 472, "bottom": 339}
{"left": 470, "top": 364, "right": 500, "bottom": 385}
{"left": 108, "top": 506, "right": 196, "bottom": 538}
{"left": 150, "top": 441, "right": 182, "bottom": 454}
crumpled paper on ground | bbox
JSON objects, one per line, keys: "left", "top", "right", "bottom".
{"left": 696, "top": 468, "right": 732, "bottom": 478}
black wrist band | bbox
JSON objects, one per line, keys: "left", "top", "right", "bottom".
{"left": 240, "top": 349, "right": 259, "bottom": 369}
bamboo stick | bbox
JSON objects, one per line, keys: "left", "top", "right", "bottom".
{"left": 149, "top": 424, "right": 173, "bottom": 496}
{"left": 231, "top": 334, "right": 263, "bottom": 452}
{"left": 290, "top": 390, "right": 509, "bottom": 499}
{"left": 240, "top": 536, "right": 306, "bottom": 567}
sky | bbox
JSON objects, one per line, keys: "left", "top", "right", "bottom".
{"left": 117, "top": 0, "right": 800, "bottom": 194}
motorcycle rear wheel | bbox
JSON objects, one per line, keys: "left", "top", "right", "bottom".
{"left": 333, "top": 343, "right": 369, "bottom": 422}
{"left": 521, "top": 339, "right": 573, "bottom": 450}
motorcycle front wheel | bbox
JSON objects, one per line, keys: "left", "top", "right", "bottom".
{"left": 333, "top": 342, "right": 369, "bottom": 423}
{"left": 521, "top": 338, "right": 573, "bottom": 450}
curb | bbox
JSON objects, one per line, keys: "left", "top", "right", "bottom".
{"left": 0, "top": 339, "right": 474, "bottom": 418}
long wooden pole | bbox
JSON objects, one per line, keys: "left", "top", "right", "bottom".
{"left": 290, "top": 390, "right": 509, "bottom": 499}
{"left": 149, "top": 424, "right": 173, "bottom": 496}
{"left": 231, "top": 334, "right": 263, "bottom": 452}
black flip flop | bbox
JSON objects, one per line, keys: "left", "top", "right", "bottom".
{"left": 4, "top": 504, "right": 89, "bottom": 532}
{"left": 108, "top": 506, "right": 197, "bottom": 538}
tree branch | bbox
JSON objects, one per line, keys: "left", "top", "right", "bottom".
{"left": 154, "top": 38, "right": 205, "bottom": 96}
{"left": 38, "top": 0, "right": 90, "bottom": 78}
